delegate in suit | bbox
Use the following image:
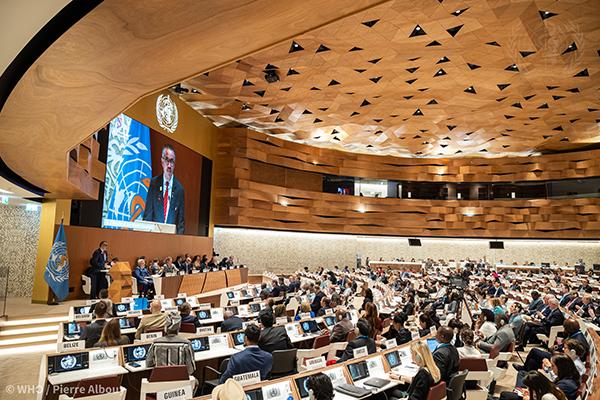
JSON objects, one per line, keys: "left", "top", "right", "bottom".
{"left": 143, "top": 144, "right": 185, "bottom": 234}
{"left": 219, "top": 325, "right": 272, "bottom": 383}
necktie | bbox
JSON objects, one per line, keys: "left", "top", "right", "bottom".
{"left": 163, "top": 181, "right": 169, "bottom": 222}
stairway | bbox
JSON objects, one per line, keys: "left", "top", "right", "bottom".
{"left": 0, "top": 314, "right": 67, "bottom": 354}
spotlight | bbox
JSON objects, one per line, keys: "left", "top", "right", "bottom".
{"left": 264, "top": 69, "right": 280, "bottom": 83}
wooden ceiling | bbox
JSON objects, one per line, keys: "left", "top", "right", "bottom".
{"left": 181, "top": 0, "right": 600, "bottom": 158}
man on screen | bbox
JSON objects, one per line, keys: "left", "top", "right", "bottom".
{"left": 143, "top": 144, "right": 185, "bottom": 234}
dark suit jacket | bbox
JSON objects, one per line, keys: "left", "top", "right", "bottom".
{"left": 556, "top": 378, "right": 579, "bottom": 400}
{"left": 143, "top": 174, "right": 185, "bottom": 234}
{"left": 543, "top": 308, "right": 565, "bottom": 330}
{"left": 80, "top": 319, "right": 107, "bottom": 348}
{"left": 258, "top": 326, "right": 293, "bottom": 353}
{"left": 338, "top": 336, "right": 377, "bottom": 363}
{"left": 479, "top": 324, "right": 515, "bottom": 353}
{"left": 181, "top": 313, "right": 200, "bottom": 328}
{"left": 527, "top": 298, "right": 543, "bottom": 315}
{"left": 433, "top": 344, "right": 459, "bottom": 382}
{"left": 219, "top": 346, "right": 273, "bottom": 383}
{"left": 221, "top": 316, "right": 243, "bottom": 332}
{"left": 89, "top": 249, "right": 107, "bottom": 273}
{"left": 311, "top": 291, "right": 325, "bottom": 314}
{"left": 408, "top": 368, "right": 435, "bottom": 400}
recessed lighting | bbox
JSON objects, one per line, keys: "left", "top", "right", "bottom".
{"left": 280, "top": 200, "right": 288, "bottom": 207}
{"left": 358, "top": 206, "right": 366, "bottom": 213}
{"left": 464, "top": 211, "right": 475, "bottom": 217}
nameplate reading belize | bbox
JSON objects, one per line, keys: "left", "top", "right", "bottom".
{"left": 58, "top": 340, "right": 85, "bottom": 353}
{"left": 307, "top": 356, "right": 327, "bottom": 370}
{"left": 233, "top": 370, "right": 261, "bottom": 386}
{"left": 353, "top": 346, "right": 368, "bottom": 358}
{"left": 157, "top": 385, "right": 193, "bottom": 400}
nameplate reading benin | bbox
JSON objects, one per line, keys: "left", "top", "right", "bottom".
{"left": 233, "top": 370, "right": 261, "bottom": 386}
{"left": 353, "top": 346, "right": 368, "bottom": 358}
{"left": 141, "top": 332, "right": 163, "bottom": 341}
{"left": 58, "top": 340, "right": 85, "bottom": 353}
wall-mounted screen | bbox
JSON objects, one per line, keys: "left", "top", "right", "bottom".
{"left": 72, "top": 113, "right": 211, "bottom": 236}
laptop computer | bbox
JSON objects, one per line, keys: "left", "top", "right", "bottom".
{"left": 124, "top": 344, "right": 151, "bottom": 364}
{"left": 190, "top": 337, "right": 210, "bottom": 352}
{"left": 363, "top": 377, "right": 391, "bottom": 389}
{"left": 48, "top": 352, "right": 89, "bottom": 374}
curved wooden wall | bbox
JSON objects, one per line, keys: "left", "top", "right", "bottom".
{"left": 215, "top": 128, "right": 600, "bottom": 238}
{"left": 219, "top": 128, "right": 600, "bottom": 183}
{"left": 0, "top": 0, "right": 388, "bottom": 198}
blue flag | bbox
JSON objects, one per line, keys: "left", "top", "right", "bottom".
{"left": 44, "top": 222, "right": 70, "bottom": 301}
{"left": 102, "top": 113, "right": 152, "bottom": 229}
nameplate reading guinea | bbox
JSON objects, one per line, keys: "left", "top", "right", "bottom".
{"left": 156, "top": 385, "right": 193, "bottom": 400}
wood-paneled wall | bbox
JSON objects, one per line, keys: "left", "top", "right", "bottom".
{"left": 60, "top": 225, "right": 212, "bottom": 299}
{"left": 214, "top": 128, "right": 600, "bottom": 239}
{"left": 218, "top": 128, "right": 600, "bottom": 183}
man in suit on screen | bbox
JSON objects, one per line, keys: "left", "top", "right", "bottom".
{"left": 143, "top": 144, "right": 185, "bottom": 234}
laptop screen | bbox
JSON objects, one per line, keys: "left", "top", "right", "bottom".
{"left": 232, "top": 332, "right": 245, "bottom": 346}
{"left": 249, "top": 303, "right": 261, "bottom": 313}
{"left": 196, "top": 309, "right": 211, "bottom": 320}
{"left": 132, "top": 297, "right": 149, "bottom": 311}
{"left": 324, "top": 316, "right": 336, "bottom": 327}
{"left": 48, "top": 353, "right": 89, "bottom": 374}
{"left": 385, "top": 350, "right": 402, "bottom": 368}
{"left": 190, "top": 337, "right": 210, "bottom": 352}
{"left": 244, "top": 389, "right": 264, "bottom": 400}
{"left": 124, "top": 344, "right": 151, "bottom": 363}
{"left": 300, "top": 320, "right": 319, "bottom": 334}
{"left": 347, "top": 361, "right": 369, "bottom": 381}
{"left": 226, "top": 292, "right": 234, "bottom": 299}
{"left": 114, "top": 303, "right": 130, "bottom": 313}
{"left": 294, "top": 376, "right": 311, "bottom": 399}
{"left": 73, "top": 306, "right": 91, "bottom": 315}
{"left": 174, "top": 298, "right": 186, "bottom": 307}
{"left": 118, "top": 318, "right": 132, "bottom": 329}
{"left": 64, "top": 322, "right": 82, "bottom": 336}
{"left": 427, "top": 338, "right": 440, "bottom": 353}
{"left": 226, "top": 306, "right": 238, "bottom": 315}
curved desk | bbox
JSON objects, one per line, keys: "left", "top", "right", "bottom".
{"left": 152, "top": 268, "right": 248, "bottom": 298}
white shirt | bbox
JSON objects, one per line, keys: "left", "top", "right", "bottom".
{"left": 458, "top": 345, "right": 482, "bottom": 359}
{"left": 478, "top": 321, "right": 497, "bottom": 340}
{"left": 162, "top": 174, "right": 174, "bottom": 223}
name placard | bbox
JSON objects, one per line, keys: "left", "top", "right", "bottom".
{"left": 196, "top": 326, "right": 214, "bottom": 335}
{"left": 208, "top": 334, "right": 228, "bottom": 350}
{"left": 385, "top": 338, "right": 397, "bottom": 349}
{"left": 141, "top": 332, "right": 163, "bottom": 341}
{"left": 276, "top": 317, "right": 288, "bottom": 325}
{"left": 430, "top": 326, "right": 437, "bottom": 335}
{"left": 198, "top": 303, "right": 211, "bottom": 310}
{"left": 325, "top": 308, "right": 334, "bottom": 315}
{"left": 126, "top": 310, "right": 142, "bottom": 318}
{"left": 177, "top": 293, "right": 187, "bottom": 299}
{"left": 58, "top": 340, "right": 85, "bottom": 353}
{"left": 306, "top": 356, "right": 326, "bottom": 370}
{"left": 156, "top": 385, "right": 193, "bottom": 400}
{"left": 121, "top": 297, "right": 135, "bottom": 303}
{"left": 74, "top": 313, "right": 92, "bottom": 321}
{"left": 353, "top": 346, "right": 368, "bottom": 359}
{"left": 411, "top": 330, "right": 420, "bottom": 340}
{"left": 300, "top": 312, "right": 312, "bottom": 320}
{"left": 154, "top": 294, "right": 165, "bottom": 300}
{"left": 233, "top": 370, "right": 261, "bottom": 387}
{"left": 85, "top": 299, "right": 100, "bottom": 305}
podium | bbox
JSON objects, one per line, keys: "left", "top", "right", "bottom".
{"left": 108, "top": 262, "right": 133, "bottom": 303}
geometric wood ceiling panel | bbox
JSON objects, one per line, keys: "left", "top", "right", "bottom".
{"left": 180, "top": 0, "right": 600, "bottom": 158}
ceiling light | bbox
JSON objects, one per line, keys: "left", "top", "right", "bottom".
{"left": 464, "top": 211, "right": 475, "bottom": 217}
{"left": 280, "top": 200, "right": 288, "bottom": 207}
{"left": 357, "top": 205, "right": 366, "bottom": 213}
